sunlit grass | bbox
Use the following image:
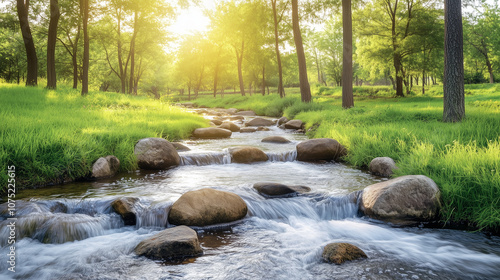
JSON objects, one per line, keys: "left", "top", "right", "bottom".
{"left": 0, "top": 84, "right": 208, "bottom": 188}
{"left": 190, "top": 84, "right": 500, "bottom": 231}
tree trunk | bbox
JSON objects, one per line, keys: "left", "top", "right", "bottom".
{"left": 443, "top": 0, "right": 465, "bottom": 122}
{"left": 129, "top": 10, "right": 138, "bottom": 95}
{"left": 422, "top": 71, "right": 425, "bottom": 95}
{"left": 116, "top": 10, "right": 127, "bottom": 93}
{"left": 16, "top": 0, "right": 38, "bottom": 86}
{"left": 272, "top": 0, "right": 285, "bottom": 98}
{"left": 261, "top": 64, "right": 266, "bottom": 96}
{"left": 213, "top": 65, "right": 218, "bottom": 98}
{"left": 291, "top": 0, "right": 311, "bottom": 103}
{"left": 72, "top": 25, "right": 80, "bottom": 89}
{"left": 342, "top": 0, "right": 354, "bottom": 108}
{"left": 236, "top": 40, "right": 245, "bottom": 96}
{"left": 47, "top": 0, "right": 60, "bottom": 89}
{"left": 81, "top": 0, "right": 89, "bottom": 95}
{"left": 485, "top": 53, "right": 494, "bottom": 84}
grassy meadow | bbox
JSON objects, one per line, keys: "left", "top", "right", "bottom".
{"left": 190, "top": 84, "right": 500, "bottom": 231}
{"left": 0, "top": 84, "right": 208, "bottom": 188}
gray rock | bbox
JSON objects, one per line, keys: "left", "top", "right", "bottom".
{"left": 369, "top": 157, "right": 398, "bottom": 177}
{"left": 261, "top": 136, "right": 291, "bottom": 144}
{"left": 322, "top": 243, "right": 367, "bottom": 265}
{"left": 172, "top": 142, "right": 190, "bottom": 152}
{"left": 245, "top": 117, "right": 276, "bottom": 127}
{"left": 296, "top": 138, "right": 347, "bottom": 162}
{"left": 229, "top": 146, "right": 268, "bottom": 163}
{"left": 192, "top": 127, "right": 232, "bottom": 139}
{"left": 111, "top": 197, "right": 138, "bottom": 226}
{"left": 134, "top": 226, "right": 203, "bottom": 260}
{"left": 134, "top": 138, "right": 180, "bottom": 170}
{"left": 253, "top": 182, "right": 310, "bottom": 198}
{"left": 360, "top": 175, "right": 441, "bottom": 225}
{"left": 91, "top": 155, "right": 120, "bottom": 179}
{"left": 168, "top": 188, "right": 248, "bottom": 227}
{"left": 285, "top": 119, "right": 304, "bottom": 129}
{"left": 278, "top": 116, "right": 289, "bottom": 125}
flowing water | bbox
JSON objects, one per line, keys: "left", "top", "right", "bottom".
{"left": 1, "top": 112, "right": 500, "bottom": 280}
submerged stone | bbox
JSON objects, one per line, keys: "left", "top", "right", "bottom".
{"left": 322, "top": 243, "right": 367, "bottom": 265}
{"left": 111, "top": 197, "right": 139, "bottom": 226}
{"left": 253, "top": 182, "right": 311, "bottom": 198}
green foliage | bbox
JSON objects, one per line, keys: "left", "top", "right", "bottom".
{"left": 0, "top": 84, "right": 207, "bottom": 189}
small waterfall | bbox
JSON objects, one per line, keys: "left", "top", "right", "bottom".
{"left": 180, "top": 150, "right": 231, "bottom": 166}
{"left": 246, "top": 193, "right": 359, "bottom": 221}
{"left": 135, "top": 201, "right": 172, "bottom": 228}
{"left": 265, "top": 150, "right": 297, "bottom": 162}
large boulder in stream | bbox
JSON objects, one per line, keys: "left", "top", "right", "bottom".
{"left": 168, "top": 188, "right": 248, "bottom": 227}
{"left": 229, "top": 146, "right": 268, "bottom": 163}
{"left": 253, "top": 182, "right": 311, "bottom": 198}
{"left": 261, "top": 136, "right": 291, "bottom": 144}
{"left": 296, "top": 138, "right": 347, "bottom": 162}
{"left": 134, "top": 138, "right": 180, "bottom": 170}
{"left": 218, "top": 121, "right": 240, "bottom": 132}
{"left": 245, "top": 117, "right": 276, "bottom": 127}
{"left": 111, "top": 197, "right": 139, "bottom": 226}
{"left": 92, "top": 155, "right": 120, "bottom": 179}
{"left": 192, "top": 127, "right": 232, "bottom": 139}
{"left": 322, "top": 243, "right": 367, "bottom": 265}
{"left": 360, "top": 175, "right": 441, "bottom": 225}
{"left": 134, "top": 225, "right": 203, "bottom": 260}
{"left": 369, "top": 157, "right": 398, "bottom": 177}
{"left": 284, "top": 119, "right": 304, "bottom": 130}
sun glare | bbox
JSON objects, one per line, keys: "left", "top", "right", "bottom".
{"left": 168, "top": 5, "right": 211, "bottom": 36}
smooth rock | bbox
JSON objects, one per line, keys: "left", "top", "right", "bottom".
{"left": 111, "top": 197, "right": 138, "bottom": 226}
{"left": 284, "top": 119, "right": 304, "bottom": 130}
{"left": 192, "top": 127, "right": 232, "bottom": 139}
{"left": 261, "top": 136, "right": 291, "bottom": 144}
{"left": 229, "top": 146, "right": 268, "bottom": 163}
{"left": 245, "top": 117, "right": 276, "bottom": 127}
{"left": 172, "top": 142, "right": 190, "bottom": 152}
{"left": 369, "top": 157, "right": 398, "bottom": 177}
{"left": 134, "top": 138, "right": 180, "bottom": 170}
{"left": 322, "top": 243, "right": 367, "bottom": 265}
{"left": 92, "top": 155, "right": 120, "bottom": 179}
{"left": 253, "top": 182, "right": 311, "bottom": 198}
{"left": 296, "top": 138, "right": 347, "bottom": 162}
{"left": 235, "top": 110, "right": 256, "bottom": 116}
{"left": 219, "top": 121, "right": 240, "bottom": 132}
{"left": 134, "top": 226, "right": 203, "bottom": 260}
{"left": 257, "top": 127, "right": 270, "bottom": 131}
{"left": 229, "top": 116, "right": 245, "bottom": 121}
{"left": 240, "top": 127, "right": 257, "bottom": 133}
{"left": 168, "top": 188, "right": 248, "bottom": 227}
{"left": 211, "top": 119, "right": 223, "bottom": 126}
{"left": 360, "top": 175, "right": 441, "bottom": 225}
{"left": 278, "top": 116, "right": 289, "bottom": 125}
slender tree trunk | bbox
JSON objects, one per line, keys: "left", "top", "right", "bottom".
{"left": 129, "top": 10, "right": 138, "bottom": 95}
{"left": 81, "top": 0, "right": 89, "bottom": 95}
{"left": 116, "top": 10, "right": 127, "bottom": 93}
{"left": 72, "top": 25, "right": 80, "bottom": 89}
{"left": 261, "top": 64, "right": 266, "bottom": 96}
{"left": 213, "top": 65, "right": 218, "bottom": 98}
{"left": 443, "top": 0, "right": 465, "bottom": 122}
{"left": 236, "top": 40, "right": 245, "bottom": 96}
{"left": 272, "top": 0, "right": 285, "bottom": 98}
{"left": 291, "top": 0, "right": 311, "bottom": 103}
{"left": 16, "top": 0, "right": 37, "bottom": 86}
{"left": 342, "top": 0, "right": 354, "bottom": 108}
{"left": 485, "top": 54, "right": 494, "bottom": 84}
{"left": 47, "top": 0, "right": 60, "bottom": 89}
{"left": 422, "top": 71, "right": 425, "bottom": 95}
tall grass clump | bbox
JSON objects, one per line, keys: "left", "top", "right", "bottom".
{"left": 0, "top": 84, "right": 207, "bottom": 189}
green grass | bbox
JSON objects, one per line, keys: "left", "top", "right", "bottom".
{"left": 0, "top": 84, "right": 208, "bottom": 189}
{"left": 190, "top": 84, "right": 500, "bottom": 231}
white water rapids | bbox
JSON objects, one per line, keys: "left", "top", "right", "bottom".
{"left": 1, "top": 114, "right": 499, "bottom": 280}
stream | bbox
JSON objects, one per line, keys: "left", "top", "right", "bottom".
{"left": 1, "top": 111, "right": 500, "bottom": 280}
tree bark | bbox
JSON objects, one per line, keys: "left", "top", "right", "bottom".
{"left": 236, "top": 40, "right": 245, "bottom": 96}
{"left": 261, "top": 64, "right": 266, "bottom": 96}
{"left": 47, "top": 0, "right": 60, "bottom": 89}
{"left": 81, "top": 0, "right": 89, "bottom": 95}
{"left": 272, "top": 0, "right": 285, "bottom": 98}
{"left": 72, "top": 25, "right": 80, "bottom": 89}
{"left": 129, "top": 10, "right": 138, "bottom": 95}
{"left": 291, "top": 0, "right": 311, "bottom": 103}
{"left": 16, "top": 0, "right": 37, "bottom": 86}
{"left": 443, "top": 0, "right": 465, "bottom": 122}
{"left": 342, "top": 0, "right": 354, "bottom": 108}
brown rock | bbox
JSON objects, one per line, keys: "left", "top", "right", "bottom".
{"left": 168, "top": 188, "right": 248, "bottom": 227}
{"left": 257, "top": 127, "right": 270, "bottom": 131}
{"left": 229, "top": 146, "right": 268, "bottom": 163}
{"left": 360, "top": 175, "right": 441, "bottom": 225}
{"left": 192, "top": 127, "right": 232, "bottom": 139}
{"left": 134, "top": 138, "right": 180, "bottom": 170}
{"left": 92, "top": 155, "right": 120, "bottom": 179}
{"left": 296, "top": 138, "right": 347, "bottom": 162}
{"left": 240, "top": 127, "right": 257, "bottom": 133}
{"left": 235, "top": 110, "right": 256, "bottom": 116}
{"left": 111, "top": 197, "right": 138, "bottom": 225}
{"left": 284, "top": 119, "right": 304, "bottom": 129}
{"left": 210, "top": 119, "right": 223, "bottom": 126}
{"left": 322, "top": 243, "right": 367, "bottom": 265}
{"left": 245, "top": 117, "right": 276, "bottom": 127}
{"left": 219, "top": 121, "right": 240, "bottom": 132}
{"left": 134, "top": 226, "right": 203, "bottom": 260}
{"left": 172, "top": 142, "right": 190, "bottom": 152}
{"left": 261, "top": 136, "right": 291, "bottom": 144}
{"left": 277, "top": 116, "right": 289, "bottom": 125}
{"left": 369, "top": 157, "right": 398, "bottom": 177}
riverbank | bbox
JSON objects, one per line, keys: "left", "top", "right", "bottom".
{"left": 188, "top": 84, "right": 500, "bottom": 232}
{"left": 0, "top": 84, "right": 208, "bottom": 189}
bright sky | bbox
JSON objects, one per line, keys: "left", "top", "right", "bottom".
{"left": 168, "top": 0, "right": 217, "bottom": 36}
